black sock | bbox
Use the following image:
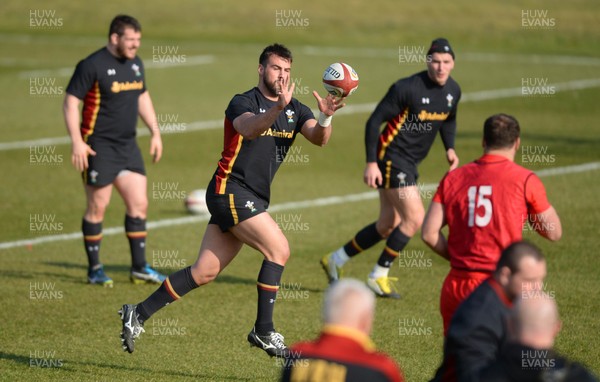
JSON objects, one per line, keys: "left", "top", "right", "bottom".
{"left": 125, "top": 215, "right": 147, "bottom": 271}
{"left": 377, "top": 228, "right": 411, "bottom": 267}
{"left": 343, "top": 222, "right": 382, "bottom": 257}
{"left": 136, "top": 266, "right": 198, "bottom": 323}
{"left": 254, "top": 260, "right": 284, "bottom": 334}
{"left": 82, "top": 219, "right": 102, "bottom": 269}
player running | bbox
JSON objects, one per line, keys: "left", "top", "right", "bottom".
{"left": 119, "top": 43, "right": 345, "bottom": 357}
{"left": 321, "top": 38, "right": 460, "bottom": 298}
{"left": 63, "top": 15, "right": 166, "bottom": 287}
{"left": 421, "top": 113, "right": 562, "bottom": 335}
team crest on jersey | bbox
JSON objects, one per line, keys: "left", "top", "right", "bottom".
{"left": 131, "top": 63, "right": 141, "bottom": 77}
{"left": 90, "top": 170, "right": 99, "bottom": 184}
{"left": 245, "top": 201, "right": 257, "bottom": 213}
{"left": 446, "top": 93, "right": 454, "bottom": 108}
{"left": 285, "top": 109, "right": 295, "bottom": 123}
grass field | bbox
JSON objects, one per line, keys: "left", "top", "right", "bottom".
{"left": 1, "top": 1, "right": 600, "bottom": 381}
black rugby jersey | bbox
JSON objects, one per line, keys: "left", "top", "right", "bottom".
{"left": 365, "top": 71, "right": 461, "bottom": 164}
{"left": 213, "top": 87, "right": 314, "bottom": 202}
{"left": 430, "top": 278, "right": 512, "bottom": 382}
{"left": 66, "top": 47, "right": 146, "bottom": 143}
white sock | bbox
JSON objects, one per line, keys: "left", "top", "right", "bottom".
{"left": 370, "top": 264, "right": 390, "bottom": 279}
{"left": 331, "top": 247, "right": 350, "bottom": 267}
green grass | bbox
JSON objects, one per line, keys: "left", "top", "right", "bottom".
{"left": 1, "top": 0, "right": 600, "bottom": 381}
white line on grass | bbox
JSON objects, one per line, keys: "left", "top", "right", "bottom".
{"left": 17, "top": 54, "right": 215, "bottom": 79}
{"left": 2, "top": 78, "right": 600, "bottom": 151}
{"left": 1, "top": 161, "right": 598, "bottom": 251}
{"left": 301, "top": 46, "right": 600, "bottom": 67}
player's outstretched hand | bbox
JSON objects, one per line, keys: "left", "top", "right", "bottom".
{"left": 71, "top": 141, "right": 96, "bottom": 172}
{"left": 276, "top": 77, "right": 295, "bottom": 110}
{"left": 312, "top": 91, "right": 345, "bottom": 116}
{"left": 363, "top": 162, "right": 382, "bottom": 188}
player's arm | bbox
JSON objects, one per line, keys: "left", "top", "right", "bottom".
{"left": 530, "top": 206, "right": 562, "bottom": 241}
{"left": 439, "top": 114, "right": 459, "bottom": 171}
{"left": 525, "top": 174, "right": 562, "bottom": 241}
{"left": 364, "top": 82, "right": 403, "bottom": 187}
{"left": 440, "top": 90, "right": 460, "bottom": 170}
{"left": 421, "top": 201, "right": 450, "bottom": 260}
{"left": 234, "top": 78, "right": 295, "bottom": 140}
{"left": 300, "top": 92, "right": 345, "bottom": 146}
{"left": 63, "top": 93, "right": 95, "bottom": 172}
{"left": 138, "top": 90, "right": 162, "bottom": 163}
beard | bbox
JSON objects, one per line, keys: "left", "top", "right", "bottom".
{"left": 115, "top": 44, "right": 135, "bottom": 60}
{"left": 262, "top": 76, "right": 281, "bottom": 97}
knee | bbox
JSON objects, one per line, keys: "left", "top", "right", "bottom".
{"left": 263, "top": 243, "right": 290, "bottom": 266}
{"left": 86, "top": 200, "right": 109, "bottom": 221}
{"left": 190, "top": 262, "right": 218, "bottom": 286}
{"left": 130, "top": 198, "right": 148, "bottom": 218}
{"left": 401, "top": 212, "right": 425, "bottom": 237}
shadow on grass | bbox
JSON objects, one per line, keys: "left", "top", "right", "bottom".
{"left": 0, "top": 268, "right": 82, "bottom": 283}
{"left": 214, "top": 274, "right": 325, "bottom": 294}
{"left": 0, "top": 350, "right": 252, "bottom": 380}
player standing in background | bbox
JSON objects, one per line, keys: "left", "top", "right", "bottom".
{"left": 119, "top": 43, "right": 345, "bottom": 357}
{"left": 422, "top": 113, "right": 562, "bottom": 335}
{"left": 322, "top": 38, "right": 460, "bottom": 298}
{"left": 63, "top": 15, "right": 166, "bottom": 287}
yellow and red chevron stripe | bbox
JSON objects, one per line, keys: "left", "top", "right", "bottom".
{"left": 215, "top": 118, "right": 244, "bottom": 194}
{"left": 81, "top": 81, "right": 101, "bottom": 142}
{"left": 378, "top": 107, "right": 409, "bottom": 161}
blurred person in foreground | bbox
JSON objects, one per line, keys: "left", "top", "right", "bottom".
{"left": 430, "top": 241, "right": 548, "bottom": 382}
{"left": 281, "top": 278, "right": 404, "bottom": 382}
{"left": 479, "top": 292, "right": 598, "bottom": 382}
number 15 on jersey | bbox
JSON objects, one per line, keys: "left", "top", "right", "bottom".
{"left": 468, "top": 185, "right": 492, "bottom": 227}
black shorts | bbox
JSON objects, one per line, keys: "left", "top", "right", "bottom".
{"left": 377, "top": 159, "right": 418, "bottom": 189}
{"left": 83, "top": 139, "right": 145, "bottom": 187}
{"left": 206, "top": 178, "right": 268, "bottom": 232}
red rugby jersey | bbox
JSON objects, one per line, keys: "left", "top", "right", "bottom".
{"left": 433, "top": 154, "right": 550, "bottom": 272}
{"left": 281, "top": 325, "right": 403, "bottom": 382}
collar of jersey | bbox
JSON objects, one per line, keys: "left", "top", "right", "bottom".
{"left": 487, "top": 277, "right": 513, "bottom": 308}
{"left": 477, "top": 154, "right": 510, "bottom": 164}
{"left": 322, "top": 324, "right": 376, "bottom": 352}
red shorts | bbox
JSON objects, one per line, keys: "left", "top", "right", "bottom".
{"left": 440, "top": 268, "right": 491, "bottom": 336}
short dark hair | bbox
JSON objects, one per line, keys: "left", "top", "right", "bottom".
{"left": 495, "top": 241, "right": 545, "bottom": 274}
{"left": 259, "top": 43, "right": 293, "bottom": 67}
{"left": 483, "top": 113, "right": 520, "bottom": 150}
{"left": 109, "top": 15, "right": 142, "bottom": 38}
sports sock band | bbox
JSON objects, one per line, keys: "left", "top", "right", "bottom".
{"left": 136, "top": 266, "right": 198, "bottom": 323}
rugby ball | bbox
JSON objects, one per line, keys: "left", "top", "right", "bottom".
{"left": 322, "top": 62, "right": 359, "bottom": 97}
{"left": 184, "top": 189, "right": 209, "bottom": 215}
